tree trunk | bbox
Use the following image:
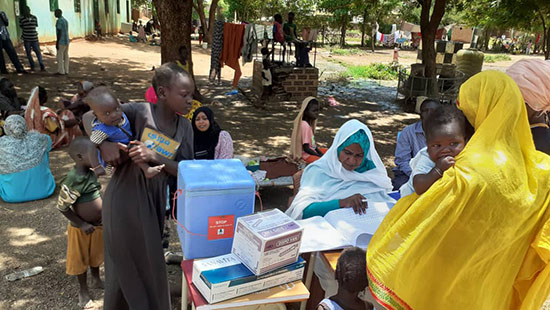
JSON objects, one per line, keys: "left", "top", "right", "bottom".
{"left": 370, "top": 21, "right": 376, "bottom": 52}
{"left": 546, "top": 26, "right": 550, "bottom": 59}
{"left": 340, "top": 15, "right": 347, "bottom": 48}
{"left": 153, "top": 0, "right": 197, "bottom": 88}
{"left": 361, "top": 8, "right": 368, "bottom": 47}
{"left": 193, "top": 0, "right": 219, "bottom": 45}
{"left": 420, "top": 0, "right": 446, "bottom": 79}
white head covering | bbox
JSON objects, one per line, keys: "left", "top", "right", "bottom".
{"left": 286, "top": 119, "right": 393, "bottom": 220}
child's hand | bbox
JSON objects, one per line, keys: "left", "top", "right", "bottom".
{"left": 128, "top": 140, "right": 155, "bottom": 164}
{"left": 80, "top": 222, "right": 95, "bottom": 235}
{"left": 436, "top": 156, "right": 456, "bottom": 172}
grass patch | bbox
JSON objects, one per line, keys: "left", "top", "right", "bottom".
{"left": 345, "top": 63, "right": 401, "bottom": 80}
{"left": 484, "top": 54, "right": 512, "bottom": 63}
{"left": 331, "top": 48, "right": 363, "bottom": 56}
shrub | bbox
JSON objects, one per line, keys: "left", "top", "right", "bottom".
{"left": 345, "top": 63, "right": 401, "bottom": 80}
{"left": 484, "top": 54, "right": 512, "bottom": 63}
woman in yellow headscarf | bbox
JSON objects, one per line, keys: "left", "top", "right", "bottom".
{"left": 366, "top": 71, "right": 550, "bottom": 310}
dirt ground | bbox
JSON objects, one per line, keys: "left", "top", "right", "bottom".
{"left": 0, "top": 36, "right": 548, "bottom": 310}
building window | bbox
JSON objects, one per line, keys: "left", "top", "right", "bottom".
{"left": 104, "top": 0, "right": 109, "bottom": 14}
{"left": 74, "top": 0, "right": 81, "bottom": 12}
{"left": 49, "top": 0, "right": 59, "bottom": 11}
{"left": 116, "top": 0, "right": 120, "bottom": 14}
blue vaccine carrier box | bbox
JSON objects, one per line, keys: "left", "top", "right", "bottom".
{"left": 177, "top": 159, "right": 256, "bottom": 259}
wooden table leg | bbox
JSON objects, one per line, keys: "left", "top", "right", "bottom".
{"left": 182, "top": 270, "right": 188, "bottom": 310}
{"left": 300, "top": 251, "right": 317, "bottom": 310}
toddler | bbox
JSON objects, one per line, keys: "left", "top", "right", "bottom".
{"left": 85, "top": 86, "right": 164, "bottom": 178}
{"left": 400, "top": 104, "right": 467, "bottom": 196}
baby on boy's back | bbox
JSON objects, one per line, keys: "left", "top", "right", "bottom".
{"left": 400, "top": 104, "right": 469, "bottom": 197}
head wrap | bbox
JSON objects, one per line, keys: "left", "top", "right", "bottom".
{"left": 290, "top": 97, "right": 318, "bottom": 161}
{"left": 192, "top": 107, "right": 222, "bottom": 159}
{"left": 336, "top": 129, "right": 375, "bottom": 173}
{"left": 506, "top": 59, "right": 550, "bottom": 112}
{"left": 286, "top": 119, "right": 393, "bottom": 220}
{"left": 0, "top": 115, "right": 51, "bottom": 174}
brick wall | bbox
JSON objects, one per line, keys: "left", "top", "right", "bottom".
{"left": 253, "top": 60, "right": 319, "bottom": 102}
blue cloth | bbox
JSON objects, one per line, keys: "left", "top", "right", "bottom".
{"left": 336, "top": 129, "right": 375, "bottom": 173}
{"left": 0, "top": 146, "right": 55, "bottom": 203}
{"left": 303, "top": 199, "right": 340, "bottom": 219}
{"left": 392, "top": 121, "right": 426, "bottom": 176}
{"left": 0, "top": 38, "right": 24, "bottom": 72}
{"left": 56, "top": 16, "right": 69, "bottom": 45}
{"left": 92, "top": 113, "right": 132, "bottom": 167}
{"left": 0, "top": 12, "right": 10, "bottom": 40}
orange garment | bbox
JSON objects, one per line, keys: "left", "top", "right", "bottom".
{"left": 220, "top": 23, "right": 245, "bottom": 87}
{"left": 66, "top": 224, "right": 104, "bottom": 276}
{"left": 304, "top": 147, "right": 327, "bottom": 164}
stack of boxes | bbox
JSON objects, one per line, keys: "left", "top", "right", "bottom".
{"left": 178, "top": 159, "right": 304, "bottom": 304}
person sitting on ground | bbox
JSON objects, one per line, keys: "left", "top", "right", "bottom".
{"left": 57, "top": 137, "right": 104, "bottom": 308}
{"left": 192, "top": 106, "right": 233, "bottom": 159}
{"left": 287, "top": 119, "right": 394, "bottom": 220}
{"left": 85, "top": 86, "right": 165, "bottom": 178}
{"left": 25, "top": 86, "right": 81, "bottom": 148}
{"left": 391, "top": 99, "right": 439, "bottom": 189}
{"left": 0, "top": 77, "right": 23, "bottom": 117}
{"left": 290, "top": 97, "right": 326, "bottom": 163}
{"left": 317, "top": 247, "right": 373, "bottom": 310}
{"left": 399, "top": 104, "right": 468, "bottom": 197}
{"left": 506, "top": 58, "right": 550, "bottom": 155}
{"left": 0, "top": 115, "right": 55, "bottom": 203}
{"left": 62, "top": 81, "right": 94, "bottom": 124}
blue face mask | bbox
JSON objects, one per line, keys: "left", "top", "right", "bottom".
{"left": 337, "top": 129, "right": 376, "bottom": 173}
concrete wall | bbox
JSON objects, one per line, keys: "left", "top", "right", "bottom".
{"left": 253, "top": 60, "right": 319, "bottom": 102}
{"left": 0, "top": 0, "right": 131, "bottom": 45}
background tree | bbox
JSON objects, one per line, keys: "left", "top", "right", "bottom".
{"left": 193, "top": 0, "right": 221, "bottom": 44}
{"left": 419, "top": 0, "right": 446, "bottom": 78}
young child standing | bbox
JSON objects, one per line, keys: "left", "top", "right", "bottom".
{"left": 291, "top": 97, "right": 326, "bottom": 163}
{"left": 85, "top": 86, "right": 165, "bottom": 178}
{"left": 261, "top": 59, "right": 273, "bottom": 104}
{"left": 57, "top": 137, "right": 104, "bottom": 307}
{"left": 400, "top": 104, "right": 468, "bottom": 197}
{"left": 317, "top": 247, "right": 373, "bottom": 310}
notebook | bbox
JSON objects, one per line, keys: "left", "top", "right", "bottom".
{"left": 297, "top": 201, "right": 391, "bottom": 252}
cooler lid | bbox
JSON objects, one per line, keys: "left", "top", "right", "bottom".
{"left": 178, "top": 159, "right": 255, "bottom": 191}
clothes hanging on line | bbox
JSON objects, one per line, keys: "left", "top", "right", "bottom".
{"left": 220, "top": 23, "right": 245, "bottom": 87}
{"left": 241, "top": 23, "right": 258, "bottom": 65}
{"left": 209, "top": 20, "right": 224, "bottom": 81}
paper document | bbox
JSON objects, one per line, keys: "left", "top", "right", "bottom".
{"left": 297, "top": 201, "right": 391, "bottom": 252}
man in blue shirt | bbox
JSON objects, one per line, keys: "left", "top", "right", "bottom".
{"left": 392, "top": 99, "right": 439, "bottom": 189}
{"left": 0, "top": 11, "right": 25, "bottom": 74}
{"left": 19, "top": 6, "right": 45, "bottom": 72}
{"left": 55, "top": 9, "right": 70, "bottom": 75}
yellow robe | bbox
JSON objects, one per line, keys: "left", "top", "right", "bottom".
{"left": 367, "top": 71, "right": 550, "bottom": 310}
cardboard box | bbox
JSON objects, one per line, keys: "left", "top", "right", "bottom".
{"left": 192, "top": 253, "right": 305, "bottom": 304}
{"left": 231, "top": 209, "right": 303, "bottom": 275}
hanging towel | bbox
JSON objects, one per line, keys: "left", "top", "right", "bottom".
{"left": 209, "top": 20, "right": 224, "bottom": 81}
{"left": 220, "top": 23, "right": 246, "bottom": 87}
{"left": 241, "top": 23, "right": 258, "bottom": 65}
{"left": 254, "top": 24, "right": 265, "bottom": 41}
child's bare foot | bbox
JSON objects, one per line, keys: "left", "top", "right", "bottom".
{"left": 142, "top": 164, "right": 165, "bottom": 179}
{"left": 78, "top": 288, "right": 91, "bottom": 308}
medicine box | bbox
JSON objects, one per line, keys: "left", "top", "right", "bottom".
{"left": 192, "top": 253, "right": 305, "bottom": 304}
{"left": 177, "top": 159, "right": 256, "bottom": 259}
{"left": 231, "top": 208, "right": 303, "bottom": 275}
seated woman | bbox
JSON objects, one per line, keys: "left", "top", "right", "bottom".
{"left": 0, "top": 115, "right": 55, "bottom": 203}
{"left": 367, "top": 71, "right": 550, "bottom": 310}
{"left": 25, "top": 86, "right": 81, "bottom": 149}
{"left": 192, "top": 107, "right": 233, "bottom": 159}
{"left": 506, "top": 58, "right": 550, "bottom": 155}
{"left": 290, "top": 97, "right": 326, "bottom": 164}
{"left": 286, "top": 119, "right": 393, "bottom": 220}
{"left": 0, "top": 78, "right": 24, "bottom": 117}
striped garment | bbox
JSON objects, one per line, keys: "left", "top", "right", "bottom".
{"left": 19, "top": 15, "right": 38, "bottom": 42}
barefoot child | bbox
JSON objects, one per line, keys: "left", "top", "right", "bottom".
{"left": 100, "top": 62, "right": 194, "bottom": 309}
{"left": 85, "top": 86, "right": 165, "bottom": 178}
{"left": 317, "top": 247, "right": 373, "bottom": 310}
{"left": 57, "top": 137, "right": 104, "bottom": 307}
{"left": 400, "top": 104, "right": 467, "bottom": 197}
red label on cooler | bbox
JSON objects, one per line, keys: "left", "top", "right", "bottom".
{"left": 207, "top": 215, "right": 235, "bottom": 240}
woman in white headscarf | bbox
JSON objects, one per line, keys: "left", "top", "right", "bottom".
{"left": 0, "top": 114, "right": 55, "bottom": 202}
{"left": 286, "top": 119, "right": 393, "bottom": 220}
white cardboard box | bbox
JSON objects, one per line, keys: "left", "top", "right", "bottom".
{"left": 231, "top": 208, "right": 303, "bottom": 275}
{"left": 192, "top": 253, "right": 305, "bottom": 304}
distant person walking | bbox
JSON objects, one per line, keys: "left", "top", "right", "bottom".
{"left": 55, "top": 9, "right": 70, "bottom": 75}
{"left": 19, "top": 6, "right": 45, "bottom": 72}
{"left": 0, "top": 11, "right": 25, "bottom": 74}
